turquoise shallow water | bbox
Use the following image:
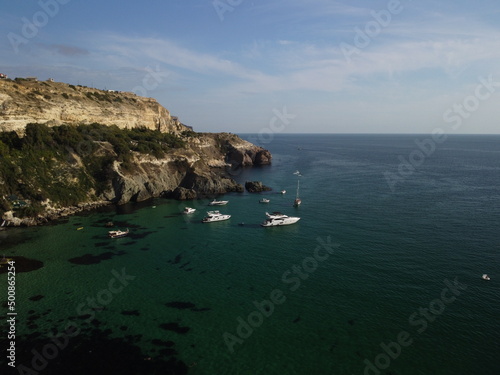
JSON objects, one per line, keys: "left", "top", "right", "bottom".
{"left": 1, "top": 134, "right": 499, "bottom": 374}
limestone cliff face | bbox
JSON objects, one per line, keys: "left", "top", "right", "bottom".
{"left": 0, "top": 78, "right": 186, "bottom": 134}
{"left": 105, "top": 133, "right": 271, "bottom": 204}
{"left": 0, "top": 131, "right": 271, "bottom": 225}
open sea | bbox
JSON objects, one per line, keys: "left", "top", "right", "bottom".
{"left": 1, "top": 134, "right": 499, "bottom": 375}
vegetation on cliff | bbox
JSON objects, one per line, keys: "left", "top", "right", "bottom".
{"left": 0, "top": 122, "right": 271, "bottom": 223}
{"left": 0, "top": 123, "right": 187, "bottom": 217}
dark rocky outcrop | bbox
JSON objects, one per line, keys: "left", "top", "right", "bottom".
{"left": 245, "top": 181, "right": 272, "bottom": 193}
{"left": 166, "top": 187, "right": 197, "bottom": 201}
{"left": 254, "top": 149, "right": 272, "bottom": 165}
{"left": 225, "top": 139, "right": 272, "bottom": 168}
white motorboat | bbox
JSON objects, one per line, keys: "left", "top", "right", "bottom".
{"left": 208, "top": 199, "right": 229, "bottom": 206}
{"left": 108, "top": 228, "right": 129, "bottom": 238}
{"left": 259, "top": 198, "right": 270, "bottom": 203}
{"left": 183, "top": 207, "right": 196, "bottom": 214}
{"left": 261, "top": 212, "right": 300, "bottom": 227}
{"left": 202, "top": 211, "right": 231, "bottom": 223}
{"left": 279, "top": 190, "right": 286, "bottom": 194}
{"left": 482, "top": 274, "right": 491, "bottom": 281}
{"left": 293, "top": 170, "right": 300, "bottom": 175}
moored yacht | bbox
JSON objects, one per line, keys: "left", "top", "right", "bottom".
{"left": 260, "top": 212, "right": 300, "bottom": 227}
{"left": 209, "top": 199, "right": 229, "bottom": 206}
{"left": 183, "top": 207, "right": 196, "bottom": 214}
{"left": 108, "top": 228, "right": 129, "bottom": 238}
{"left": 202, "top": 211, "right": 231, "bottom": 223}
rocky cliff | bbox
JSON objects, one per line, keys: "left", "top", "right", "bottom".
{"left": 106, "top": 131, "right": 272, "bottom": 205}
{"left": 0, "top": 78, "right": 186, "bottom": 134}
{"left": 0, "top": 79, "right": 272, "bottom": 226}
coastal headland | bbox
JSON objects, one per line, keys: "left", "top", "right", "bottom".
{"left": 0, "top": 78, "right": 271, "bottom": 226}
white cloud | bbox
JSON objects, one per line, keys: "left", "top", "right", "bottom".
{"left": 4, "top": 0, "right": 500, "bottom": 133}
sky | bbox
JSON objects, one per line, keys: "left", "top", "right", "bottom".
{"left": 1, "top": 0, "right": 500, "bottom": 134}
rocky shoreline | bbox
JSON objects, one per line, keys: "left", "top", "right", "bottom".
{"left": 1, "top": 177, "right": 274, "bottom": 227}
{"left": 1, "top": 201, "right": 111, "bottom": 227}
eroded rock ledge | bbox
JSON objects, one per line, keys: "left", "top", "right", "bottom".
{"left": 0, "top": 78, "right": 185, "bottom": 134}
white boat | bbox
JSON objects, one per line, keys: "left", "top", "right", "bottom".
{"left": 202, "top": 211, "right": 231, "bottom": 223}
{"left": 482, "top": 274, "right": 491, "bottom": 281}
{"left": 183, "top": 207, "right": 196, "bottom": 214}
{"left": 280, "top": 190, "right": 286, "bottom": 194}
{"left": 293, "top": 170, "right": 300, "bottom": 175}
{"left": 208, "top": 199, "right": 229, "bottom": 206}
{"left": 293, "top": 179, "right": 301, "bottom": 207}
{"left": 259, "top": 198, "right": 270, "bottom": 203}
{"left": 261, "top": 212, "right": 300, "bottom": 227}
{"left": 108, "top": 228, "right": 129, "bottom": 238}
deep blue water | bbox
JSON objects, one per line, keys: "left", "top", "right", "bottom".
{"left": 1, "top": 134, "right": 499, "bottom": 374}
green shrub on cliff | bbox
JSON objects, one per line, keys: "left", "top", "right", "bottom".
{"left": 24, "top": 123, "right": 58, "bottom": 150}
{"left": 53, "top": 124, "right": 86, "bottom": 149}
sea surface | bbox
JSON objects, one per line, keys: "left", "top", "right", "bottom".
{"left": 1, "top": 134, "right": 499, "bottom": 375}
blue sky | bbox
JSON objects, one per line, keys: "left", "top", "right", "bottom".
{"left": 1, "top": 0, "right": 500, "bottom": 134}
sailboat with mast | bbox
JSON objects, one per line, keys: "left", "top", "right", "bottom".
{"left": 293, "top": 178, "right": 301, "bottom": 207}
